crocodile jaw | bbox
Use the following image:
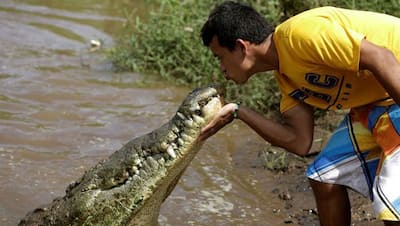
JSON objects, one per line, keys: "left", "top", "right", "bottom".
{"left": 125, "top": 85, "right": 224, "bottom": 225}
{"left": 63, "top": 85, "right": 224, "bottom": 225}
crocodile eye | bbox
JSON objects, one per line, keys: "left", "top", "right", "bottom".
{"left": 194, "top": 109, "right": 202, "bottom": 116}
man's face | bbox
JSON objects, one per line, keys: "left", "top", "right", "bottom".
{"left": 209, "top": 36, "right": 250, "bottom": 84}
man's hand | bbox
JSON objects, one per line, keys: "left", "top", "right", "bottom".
{"left": 199, "top": 103, "right": 237, "bottom": 141}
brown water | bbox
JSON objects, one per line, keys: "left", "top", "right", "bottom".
{"left": 0, "top": 1, "right": 322, "bottom": 225}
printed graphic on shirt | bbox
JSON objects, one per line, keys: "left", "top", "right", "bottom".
{"left": 273, "top": 6, "right": 398, "bottom": 112}
{"left": 288, "top": 72, "right": 355, "bottom": 110}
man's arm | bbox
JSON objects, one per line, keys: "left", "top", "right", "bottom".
{"left": 237, "top": 102, "right": 314, "bottom": 156}
{"left": 359, "top": 39, "right": 400, "bottom": 104}
{"left": 200, "top": 102, "right": 315, "bottom": 156}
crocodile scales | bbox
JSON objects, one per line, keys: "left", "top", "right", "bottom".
{"left": 19, "top": 85, "right": 224, "bottom": 226}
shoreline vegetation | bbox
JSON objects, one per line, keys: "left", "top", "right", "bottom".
{"left": 109, "top": 0, "right": 400, "bottom": 117}
{"left": 108, "top": 0, "right": 400, "bottom": 166}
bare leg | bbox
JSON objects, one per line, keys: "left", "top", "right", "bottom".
{"left": 309, "top": 178, "right": 351, "bottom": 226}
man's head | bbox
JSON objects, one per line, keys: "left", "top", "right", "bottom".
{"left": 201, "top": 1, "right": 274, "bottom": 84}
{"left": 201, "top": 1, "right": 273, "bottom": 50}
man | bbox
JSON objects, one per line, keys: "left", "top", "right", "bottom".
{"left": 199, "top": 1, "right": 400, "bottom": 226}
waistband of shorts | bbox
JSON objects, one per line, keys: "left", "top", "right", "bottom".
{"left": 373, "top": 97, "right": 395, "bottom": 107}
{"left": 352, "top": 97, "right": 395, "bottom": 112}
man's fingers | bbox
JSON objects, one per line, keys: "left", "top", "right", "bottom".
{"left": 199, "top": 120, "right": 222, "bottom": 141}
{"left": 201, "top": 121, "right": 215, "bottom": 134}
{"left": 199, "top": 128, "right": 214, "bottom": 141}
{"left": 199, "top": 103, "right": 237, "bottom": 141}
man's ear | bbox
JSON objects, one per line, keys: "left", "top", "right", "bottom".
{"left": 235, "top": 39, "right": 249, "bottom": 53}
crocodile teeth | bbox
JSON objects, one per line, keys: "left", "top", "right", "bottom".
{"left": 193, "top": 115, "right": 205, "bottom": 124}
{"left": 177, "top": 112, "right": 186, "bottom": 120}
{"left": 166, "top": 145, "right": 176, "bottom": 159}
{"left": 133, "top": 159, "right": 141, "bottom": 166}
{"left": 177, "top": 138, "right": 184, "bottom": 146}
{"left": 184, "top": 119, "right": 193, "bottom": 127}
{"left": 181, "top": 133, "right": 193, "bottom": 142}
{"left": 160, "top": 141, "right": 168, "bottom": 150}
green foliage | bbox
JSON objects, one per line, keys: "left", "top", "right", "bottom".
{"left": 109, "top": 0, "right": 400, "bottom": 115}
{"left": 110, "top": 0, "right": 219, "bottom": 85}
{"left": 259, "top": 147, "right": 289, "bottom": 171}
{"left": 109, "top": 0, "right": 282, "bottom": 114}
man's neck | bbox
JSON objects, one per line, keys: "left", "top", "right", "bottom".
{"left": 260, "top": 33, "right": 279, "bottom": 72}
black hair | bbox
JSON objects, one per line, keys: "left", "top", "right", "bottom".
{"left": 201, "top": 1, "right": 274, "bottom": 51}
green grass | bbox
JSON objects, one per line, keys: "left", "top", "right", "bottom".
{"left": 109, "top": 0, "right": 400, "bottom": 117}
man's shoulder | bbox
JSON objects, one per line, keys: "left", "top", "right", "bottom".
{"left": 277, "top": 6, "right": 371, "bottom": 32}
{"left": 274, "top": 9, "right": 334, "bottom": 46}
{"left": 279, "top": 6, "right": 338, "bottom": 24}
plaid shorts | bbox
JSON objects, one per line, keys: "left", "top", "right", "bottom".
{"left": 307, "top": 104, "right": 400, "bottom": 221}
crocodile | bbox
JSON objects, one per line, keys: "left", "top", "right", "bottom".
{"left": 19, "top": 85, "right": 224, "bottom": 226}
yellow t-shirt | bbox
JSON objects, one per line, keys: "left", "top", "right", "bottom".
{"left": 273, "top": 6, "right": 400, "bottom": 113}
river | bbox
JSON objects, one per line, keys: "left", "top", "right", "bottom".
{"left": 0, "top": 1, "right": 325, "bottom": 225}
